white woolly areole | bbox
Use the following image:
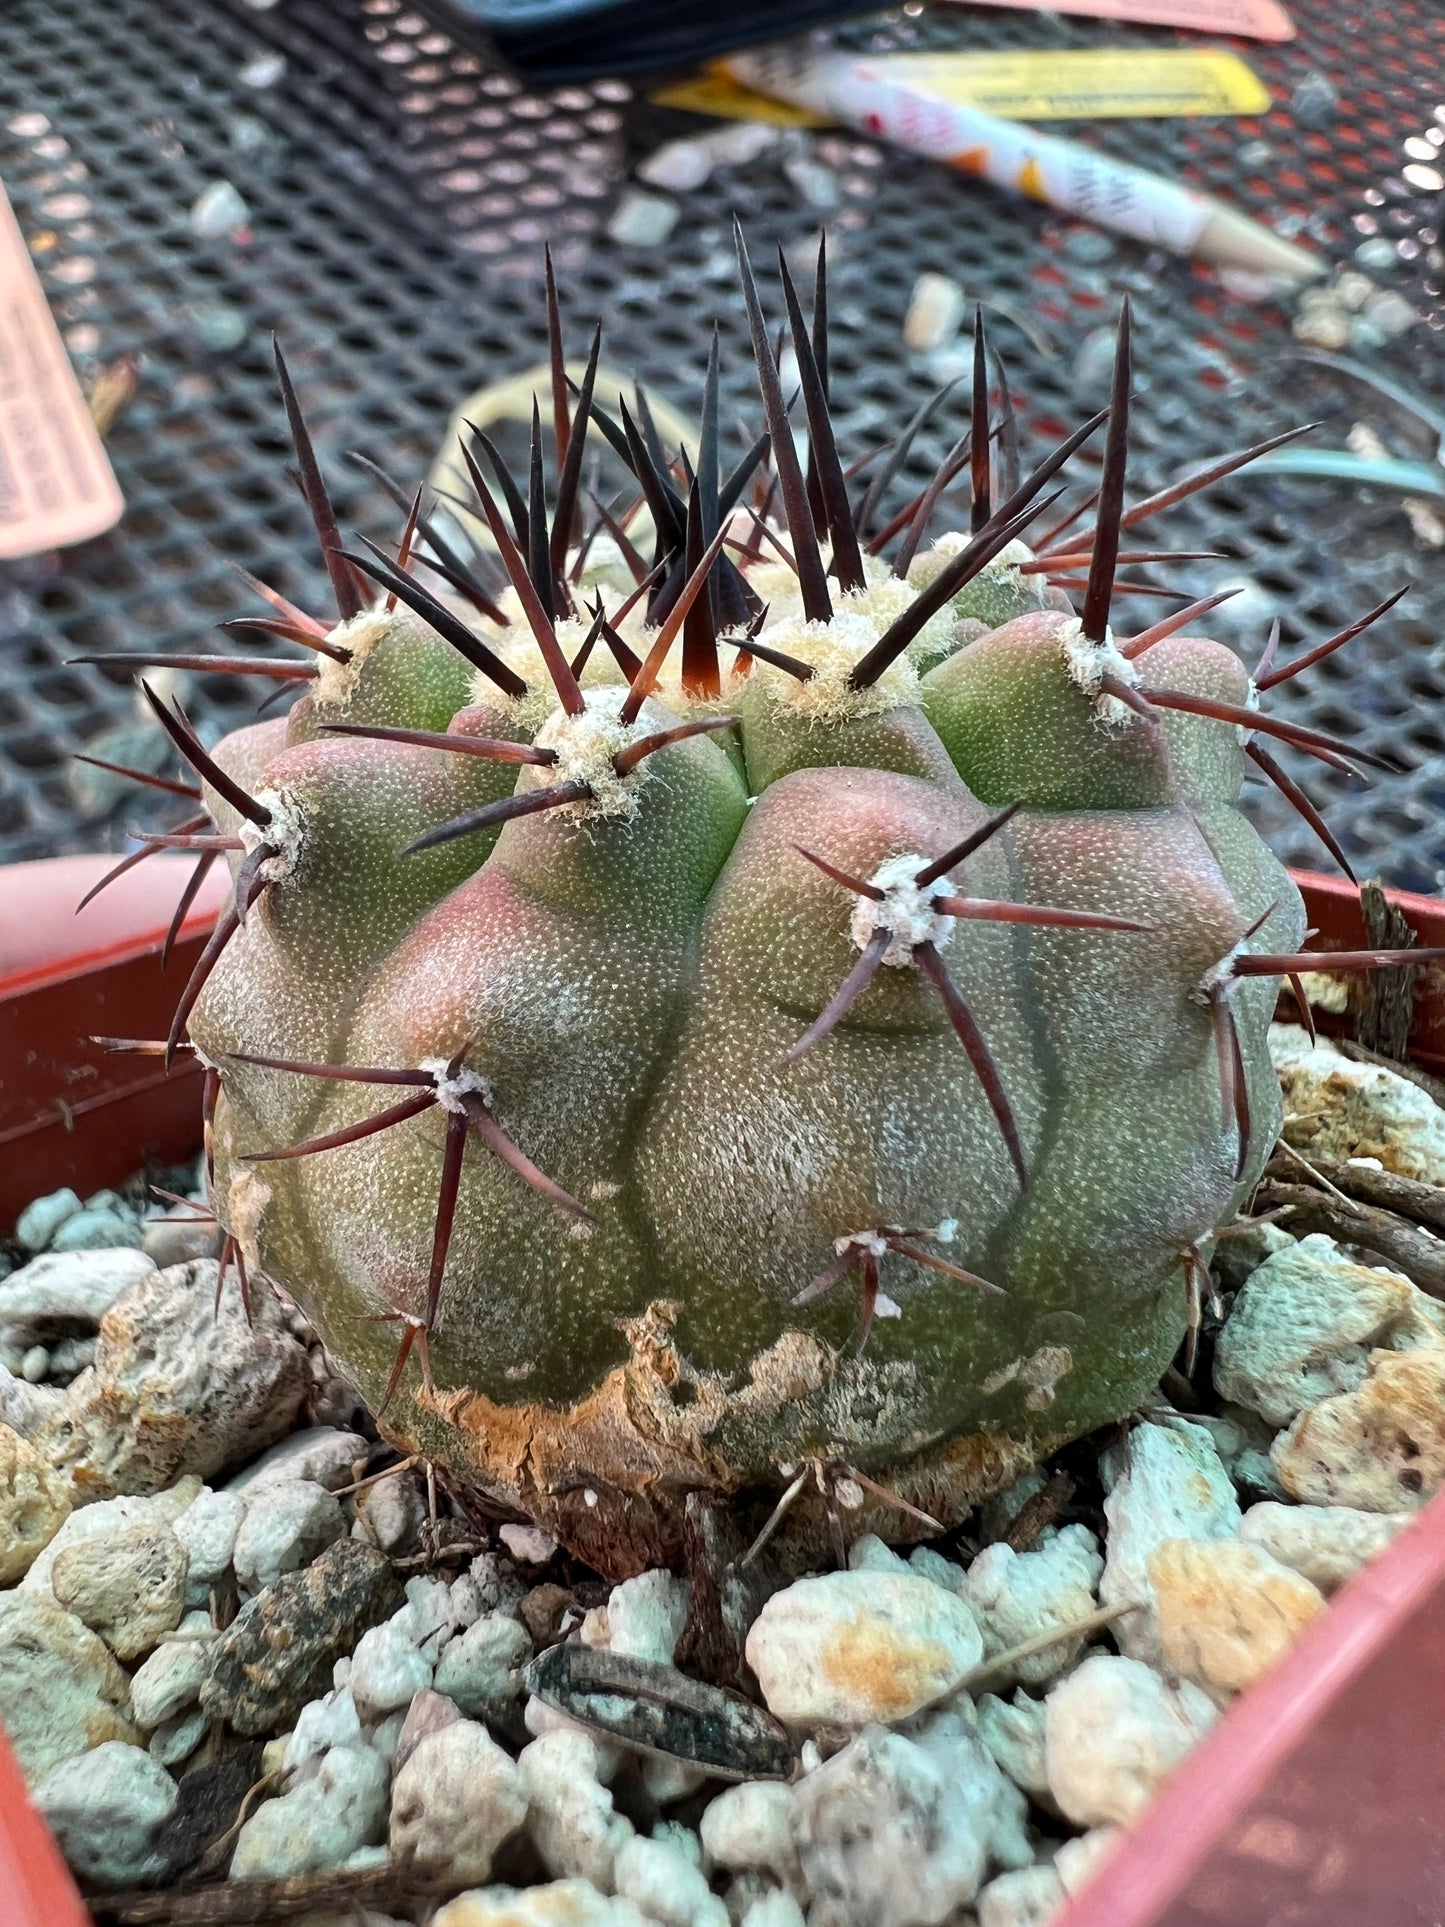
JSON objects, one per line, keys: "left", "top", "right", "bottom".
{"left": 739, "top": 551, "right": 955, "bottom": 688}
{"left": 1194, "top": 939, "right": 1247, "bottom": 1003}
{"left": 1238, "top": 680, "right": 1262, "bottom": 744}
{"left": 913, "top": 532, "right": 1033, "bottom": 589}
{"left": 756, "top": 608, "right": 921, "bottom": 724}
{"left": 1060, "top": 616, "right": 1139, "bottom": 726}
{"left": 836, "top": 1227, "right": 889, "bottom": 1258}
{"left": 419, "top": 1058, "right": 491, "bottom": 1114}
{"left": 529, "top": 683, "right": 657, "bottom": 822}
{"left": 476, "top": 604, "right": 639, "bottom": 730}
{"left": 239, "top": 787, "right": 306, "bottom": 884}
{"left": 849, "top": 851, "right": 956, "bottom": 967}
{"left": 313, "top": 603, "right": 395, "bottom": 709}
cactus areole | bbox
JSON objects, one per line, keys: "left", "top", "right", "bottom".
{"left": 90, "top": 239, "right": 1432, "bottom": 1577}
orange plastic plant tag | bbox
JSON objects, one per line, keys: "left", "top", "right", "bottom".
{"left": 0, "top": 180, "right": 123, "bottom": 560}
{"left": 949, "top": 0, "right": 1295, "bottom": 42}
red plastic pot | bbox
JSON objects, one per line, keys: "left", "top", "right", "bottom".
{"left": 0, "top": 858, "right": 1443, "bottom": 1926}
{"left": 0, "top": 855, "right": 232, "bottom": 1228}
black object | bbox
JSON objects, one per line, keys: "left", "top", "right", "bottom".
{"left": 421, "top": 0, "right": 881, "bottom": 83}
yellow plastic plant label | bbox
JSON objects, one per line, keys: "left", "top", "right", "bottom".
{"left": 880, "top": 49, "right": 1272, "bottom": 121}
{"left": 654, "top": 48, "right": 1268, "bottom": 130}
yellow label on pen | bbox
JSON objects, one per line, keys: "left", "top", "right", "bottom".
{"left": 655, "top": 50, "right": 1268, "bottom": 126}
{"left": 880, "top": 49, "right": 1271, "bottom": 121}
{"left": 649, "top": 72, "right": 827, "bottom": 126}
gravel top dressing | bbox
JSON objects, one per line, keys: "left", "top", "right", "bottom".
{"left": 2, "top": 1019, "right": 1441, "bottom": 1927}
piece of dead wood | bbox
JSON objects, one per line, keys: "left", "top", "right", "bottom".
{"left": 1254, "top": 1178, "right": 1445, "bottom": 1299}
{"left": 1355, "top": 880, "right": 1420, "bottom": 1061}
{"left": 1003, "top": 1471, "right": 1075, "bottom": 1552}
{"left": 90, "top": 1865, "right": 453, "bottom": 1925}
{"left": 1265, "top": 1151, "right": 1445, "bottom": 1236}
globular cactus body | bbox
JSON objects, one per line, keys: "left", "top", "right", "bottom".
{"left": 96, "top": 247, "right": 1430, "bottom": 1576}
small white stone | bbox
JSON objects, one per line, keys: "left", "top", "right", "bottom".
{"left": 518, "top": 1727, "right": 634, "bottom": 1888}
{"left": 975, "top": 1689, "right": 1051, "bottom": 1803}
{"left": 15, "top": 1187, "right": 83, "bottom": 1253}
{"left": 499, "top": 1522, "right": 558, "bottom": 1565}
{"left": 700, "top": 1780, "right": 798, "bottom": 1887}
{"left": 231, "top": 1743, "right": 387, "bottom": 1879}
{"left": 368, "top": 1709, "right": 407, "bottom": 1765}
{"left": 637, "top": 137, "right": 714, "bottom": 193}
{"left": 606, "top": 190, "right": 680, "bottom": 248}
{"left": 1271, "top": 1345, "right": 1445, "bottom": 1510}
{"left": 404, "top": 1572, "right": 461, "bottom": 1654}
{"left": 433, "top": 1882, "right": 652, "bottom": 1926}
{"left": 1239, "top": 1500, "right": 1409, "bottom": 1591}
{"left": 34, "top": 1741, "right": 177, "bottom": 1888}
{"left": 615, "top": 1832, "right": 729, "bottom": 1926}
{"left": 1150, "top": 1537, "right": 1324, "bottom": 1703}
{"left": 1054, "top": 1826, "right": 1120, "bottom": 1894}
{"left": 349, "top": 1618, "right": 434, "bottom": 1721}
{"left": 171, "top": 1607, "right": 216, "bottom": 1641}
{"left": 790, "top": 1722, "right": 1009, "bottom": 1927}
{"left": 0, "top": 1247, "right": 154, "bottom": 1335}
{"left": 0, "top": 1592, "right": 139, "bottom": 1780}
{"left": 907, "top": 1545, "right": 965, "bottom": 1591}
{"left": 739, "top": 1894, "right": 808, "bottom": 1927}
{"left": 847, "top": 1534, "right": 910, "bottom": 1575}
{"left": 601, "top": 1568, "right": 689, "bottom": 1665}
{"left": 746, "top": 1572, "right": 983, "bottom": 1727}
{"left": 640, "top": 1753, "right": 707, "bottom": 1805}
{"left": 977, "top": 1864, "right": 1066, "bottom": 1927}
{"left": 21, "top": 1344, "right": 49, "bottom": 1381}
{"left": 1099, "top": 1420, "right": 1240, "bottom": 1665}
{"left": 130, "top": 1639, "right": 207, "bottom": 1728}
{"left": 907, "top": 1703, "right": 1031, "bottom": 1870}
{"left": 0, "top": 1421, "right": 72, "bottom": 1584}
{"left": 188, "top": 179, "right": 249, "bottom": 238}
{"left": 51, "top": 1523, "right": 189, "bottom": 1661}
{"left": 359, "top": 1468, "right": 426, "bottom": 1553}
{"left": 22, "top": 1476, "right": 201, "bottom": 1599}
{"left": 172, "top": 1487, "right": 244, "bottom": 1602}
{"left": 434, "top": 1612, "right": 533, "bottom": 1716}
{"left": 450, "top": 1572, "right": 487, "bottom": 1630}
{"left": 282, "top": 1686, "right": 363, "bottom": 1782}
{"left": 1044, "top": 1654, "right": 1216, "bottom": 1827}
{"left": 148, "top": 1706, "right": 208, "bottom": 1768}
{"left": 389, "top": 1719, "right": 528, "bottom": 1883}
{"left": 904, "top": 272, "right": 967, "bottom": 354}
{"left": 468, "top": 1549, "right": 528, "bottom": 1618}
{"left": 226, "top": 1427, "right": 365, "bottom": 1496}
{"left": 233, "top": 1479, "right": 344, "bottom": 1593}
{"left": 1214, "top": 1234, "right": 1436, "bottom": 1426}
{"left": 960, "top": 1525, "right": 1103, "bottom": 1687}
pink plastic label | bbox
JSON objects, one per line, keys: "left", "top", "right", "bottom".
{"left": 0, "top": 181, "right": 123, "bottom": 560}
{"left": 950, "top": 0, "right": 1295, "bottom": 44}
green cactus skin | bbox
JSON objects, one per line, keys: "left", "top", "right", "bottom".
{"left": 116, "top": 288, "right": 1414, "bottom": 1579}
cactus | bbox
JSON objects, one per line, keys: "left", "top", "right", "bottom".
{"left": 84, "top": 236, "right": 1435, "bottom": 1577}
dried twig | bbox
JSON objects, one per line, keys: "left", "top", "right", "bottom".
{"left": 90, "top": 1866, "right": 452, "bottom": 1925}
{"left": 1254, "top": 1177, "right": 1445, "bottom": 1299}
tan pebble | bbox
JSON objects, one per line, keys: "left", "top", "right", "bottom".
{"left": 1272, "top": 1348, "right": 1445, "bottom": 1511}
{"left": 0, "top": 1422, "right": 72, "bottom": 1585}
{"left": 1150, "top": 1538, "right": 1324, "bottom": 1702}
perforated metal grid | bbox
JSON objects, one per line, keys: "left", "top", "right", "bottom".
{"left": 1, "top": 0, "right": 1442, "bottom": 884}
